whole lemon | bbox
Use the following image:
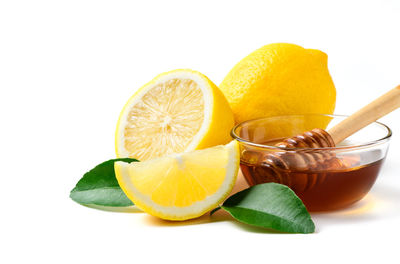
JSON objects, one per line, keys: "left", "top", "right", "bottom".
{"left": 219, "top": 43, "right": 336, "bottom": 124}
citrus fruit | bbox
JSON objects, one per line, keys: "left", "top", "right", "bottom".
{"left": 114, "top": 140, "right": 240, "bottom": 220}
{"left": 219, "top": 43, "right": 336, "bottom": 125}
{"left": 115, "top": 69, "right": 234, "bottom": 161}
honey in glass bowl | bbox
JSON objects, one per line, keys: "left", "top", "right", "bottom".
{"left": 232, "top": 114, "right": 391, "bottom": 212}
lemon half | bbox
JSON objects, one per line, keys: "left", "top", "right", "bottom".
{"left": 116, "top": 69, "right": 234, "bottom": 161}
{"left": 114, "top": 140, "right": 240, "bottom": 220}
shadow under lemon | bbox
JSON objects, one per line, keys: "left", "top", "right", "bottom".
{"left": 83, "top": 204, "right": 142, "bottom": 213}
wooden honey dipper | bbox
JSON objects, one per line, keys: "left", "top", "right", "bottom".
{"left": 254, "top": 85, "right": 400, "bottom": 191}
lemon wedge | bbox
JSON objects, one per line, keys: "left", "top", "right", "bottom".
{"left": 114, "top": 140, "right": 239, "bottom": 220}
{"left": 115, "top": 69, "right": 234, "bottom": 161}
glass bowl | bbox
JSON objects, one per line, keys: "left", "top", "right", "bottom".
{"left": 231, "top": 114, "right": 391, "bottom": 212}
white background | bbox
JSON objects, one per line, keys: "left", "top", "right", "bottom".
{"left": 1, "top": 0, "right": 399, "bottom": 263}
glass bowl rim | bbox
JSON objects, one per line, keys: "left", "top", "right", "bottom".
{"left": 231, "top": 114, "right": 392, "bottom": 151}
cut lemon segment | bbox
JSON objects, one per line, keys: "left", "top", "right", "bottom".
{"left": 114, "top": 140, "right": 240, "bottom": 220}
{"left": 116, "top": 69, "right": 234, "bottom": 161}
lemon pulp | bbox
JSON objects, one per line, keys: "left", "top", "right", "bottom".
{"left": 124, "top": 79, "right": 204, "bottom": 159}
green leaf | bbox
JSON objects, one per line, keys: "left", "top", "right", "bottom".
{"left": 70, "top": 158, "right": 138, "bottom": 207}
{"left": 221, "top": 183, "right": 315, "bottom": 234}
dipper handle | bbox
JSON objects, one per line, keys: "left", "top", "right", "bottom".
{"left": 328, "top": 85, "right": 400, "bottom": 144}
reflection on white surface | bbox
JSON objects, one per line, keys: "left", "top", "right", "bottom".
{"left": 313, "top": 180, "right": 400, "bottom": 232}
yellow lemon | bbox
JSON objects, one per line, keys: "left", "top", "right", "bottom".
{"left": 114, "top": 140, "right": 240, "bottom": 220}
{"left": 220, "top": 43, "right": 336, "bottom": 125}
{"left": 116, "top": 69, "right": 234, "bottom": 161}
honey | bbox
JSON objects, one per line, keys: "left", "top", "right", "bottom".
{"left": 240, "top": 146, "right": 384, "bottom": 211}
